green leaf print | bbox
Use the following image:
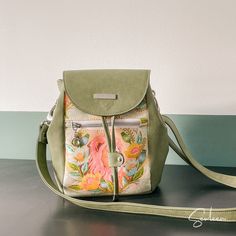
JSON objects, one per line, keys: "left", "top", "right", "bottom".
{"left": 132, "top": 167, "right": 144, "bottom": 181}
{"left": 68, "top": 162, "right": 79, "bottom": 171}
{"left": 70, "top": 171, "right": 79, "bottom": 177}
{"left": 140, "top": 118, "right": 148, "bottom": 125}
{"left": 69, "top": 185, "right": 81, "bottom": 191}
{"left": 136, "top": 131, "right": 143, "bottom": 144}
{"left": 66, "top": 144, "right": 75, "bottom": 153}
{"left": 81, "top": 162, "right": 88, "bottom": 174}
{"left": 106, "top": 180, "right": 114, "bottom": 192}
{"left": 121, "top": 131, "right": 132, "bottom": 143}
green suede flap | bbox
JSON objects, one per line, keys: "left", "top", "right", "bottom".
{"left": 63, "top": 69, "right": 150, "bottom": 116}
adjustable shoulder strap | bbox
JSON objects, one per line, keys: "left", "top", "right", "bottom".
{"left": 162, "top": 115, "right": 236, "bottom": 188}
{"left": 36, "top": 121, "right": 236, "bottom": 222}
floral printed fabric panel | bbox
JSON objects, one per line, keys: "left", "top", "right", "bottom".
{"left": 63, "top": 94, "right": 151, "bottom": 196}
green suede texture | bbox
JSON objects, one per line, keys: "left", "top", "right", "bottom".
{"left": 47, "top": 69, "right": 169, "bottom": 193}
{"left": 47, "top": 84, "right": 65, "bottom": 191}
{"left": 64, "top": 69, "right": 150, "bottom": 116}
{"left": 146, "top": 86, "right": 169, "bottom": 190}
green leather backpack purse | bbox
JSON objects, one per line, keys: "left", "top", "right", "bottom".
{"left": 37, "top": 69, "right": 236, "bottom": 222}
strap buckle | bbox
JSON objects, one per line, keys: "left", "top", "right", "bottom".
{"left": 40, "top": 104, "right": 56, "bottom": 128}
{"left": 39, "top": 104, "right": 56, "bottom": 143}
{"left": 38, "top": 123, "right": 49, "bottom": 144}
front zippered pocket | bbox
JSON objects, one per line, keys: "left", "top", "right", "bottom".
{"left": 65, "top": 118, "right": 147, "bottom": 148}
{"left": 65, "top": 118, "right": 147, "bottom": 129}
{"left": 63, "top": 95, "right": 151, "bottom": 197}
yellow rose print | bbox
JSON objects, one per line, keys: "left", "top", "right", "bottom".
{"left": 125, "top": 143, "right": 143, "bottom": 159}
{"left": 79, "top": 173, "right": 101, "bottom": 191}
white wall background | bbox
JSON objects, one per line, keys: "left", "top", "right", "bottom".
{"left": 1, "top": 0, "right": 236, "bottom": 114}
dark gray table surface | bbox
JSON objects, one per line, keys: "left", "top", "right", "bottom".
{"left": 0, "top": 159, "right": 235, "bottom": 236}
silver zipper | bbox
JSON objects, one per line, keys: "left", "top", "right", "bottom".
{"left": 65, "top": 118, "right": 147, "bottom": 130}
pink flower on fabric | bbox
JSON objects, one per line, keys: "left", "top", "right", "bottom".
{"left": 88, "top": 134, "right": 125, "bottom": 183}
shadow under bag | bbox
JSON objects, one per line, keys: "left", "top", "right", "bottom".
{"left": 36, "top": 69, "right": 236, "bottom": 222}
